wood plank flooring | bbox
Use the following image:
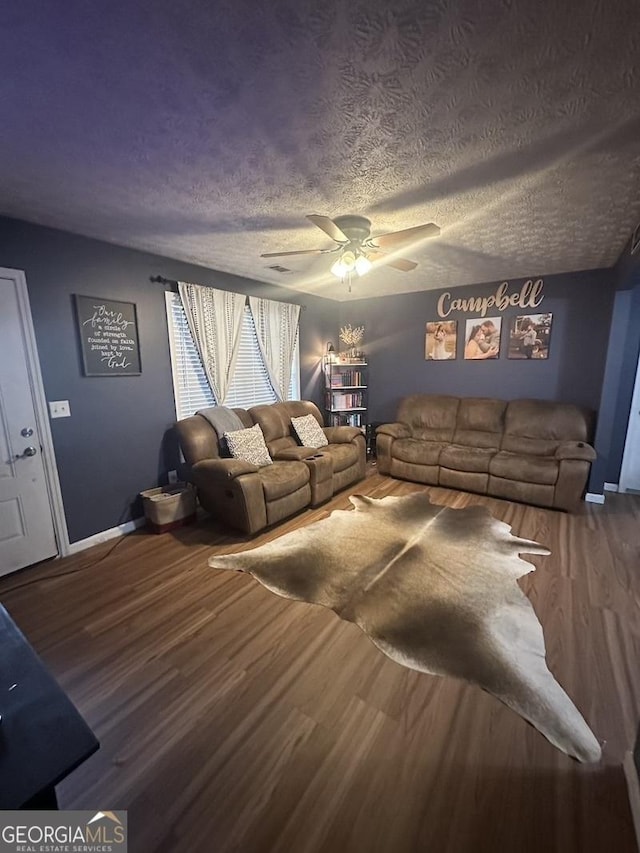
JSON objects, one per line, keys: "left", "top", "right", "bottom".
{"left": 2, "top": 472, "right": 640, "bottom": 852}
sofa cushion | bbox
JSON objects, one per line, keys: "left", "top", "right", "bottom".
{"left": 249, "top": 402, "right": 297, "bottom": 451}
{"left": 291, "top": 414, "right": 329, "bottom": 448}
{"left": 392, "top": 438, "right": 446, "bottom": 466}
{"left": 390, "top": 458, "right": 439, "bottom": 485}
{"left": 250, "top": 401, "right": 326, "bottom": 456}
{"left": 225, "top": 423, "right": 272, "bottom": 467}
{"left": 397, "top": 395, "right": 460, "bottom": 442}
{"left": 321, "top": 442, "right": 360, "bottom": 473}
{"left": 490, "top": 451, "right": 559, "bottom": 486}
{"left": 453, "top": 398, "right": 507, "bottom": 449}
{"left": 501, "top": 399, "right": 590, "bottom": 456}
{"left": 488, "top": 476, "right": 555, "bottom": 508}
{"left": 439, "top": 468, "right": 489, "bottom": 495}
{"left": 259, "top": 461, "right": 309, "bottom": 501}
{"left": 439, "top": 444, "right": 496, "bottom": 474}
{"left": 176, "top": 415, "right": 222, "bottom": 465}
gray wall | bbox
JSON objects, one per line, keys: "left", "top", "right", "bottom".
{"left": 589, "top": 238, "right": 640, "bottom": 491}
{"left": 0, "top": 217, "right": 337, "bottom": 543}
{"left": 338, "top": 269, "right": 614, "bottom": 424}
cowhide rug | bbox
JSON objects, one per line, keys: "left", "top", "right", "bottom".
{"left": 209, "top": 492, "right": 601, "bottom": 763}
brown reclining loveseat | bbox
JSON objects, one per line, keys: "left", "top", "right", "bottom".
{"left": 176, "top": 400, "right": 366, "bottom": 534}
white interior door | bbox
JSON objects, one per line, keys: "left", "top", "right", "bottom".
{"left": 0, "top": 273, "right": 58, "bottom": 575}
{"left": 620, "top": 350, "right": 640, "bottom": 494}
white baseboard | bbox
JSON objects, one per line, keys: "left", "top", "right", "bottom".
{"left": 585, "top": 492, "right": 605, "bottom": 504}
{"left": 68, "top": 516, "right": 146, "bottom": 555}
{"left": 604, "top": 482, "right": 619, "bottom": 492}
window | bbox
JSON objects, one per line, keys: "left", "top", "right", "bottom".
{"left": 165, "top": 292, "right": 300, "bottom": 419}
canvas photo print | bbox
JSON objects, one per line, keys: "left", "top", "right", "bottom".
{"left": 425, "top": 320, "right": 457, "bottom": 360}
{"left": 464, "top": 317, "right": 502, "bottom": 359}
{"left": 508, "top": 313, "right": 553, "bottom": 359}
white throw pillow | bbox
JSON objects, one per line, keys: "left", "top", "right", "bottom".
{"left": 224, "top": 423, "right": 272, "bottom": 467}
{"left": 291, "top": 414, "right": 329, "bottom": 448}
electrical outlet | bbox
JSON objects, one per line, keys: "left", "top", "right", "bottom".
{"left": 168, "top": 470, "right": 178, "bottom": 483}
{"left": 49, "top": 400, "right": 71, "bottom": 418}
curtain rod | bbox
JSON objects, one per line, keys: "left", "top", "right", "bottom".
{"left": 150, "top": 275, "right": 306, "bottom": 309}
{"left": 150, "top": 275, "right": 178, "bottom": 286}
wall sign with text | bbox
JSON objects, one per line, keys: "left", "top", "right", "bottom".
{"left": 75, "top": 295, "right": 141, "bottom": 376}
{"left": 437, "top": 279, "right": 544, "bottom": 319}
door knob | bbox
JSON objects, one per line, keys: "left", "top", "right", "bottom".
{"left": 15, "top": 446, "right": 37, "bottom": 459}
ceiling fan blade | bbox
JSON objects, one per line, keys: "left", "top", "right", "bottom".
{"left": 384, "top": 257, "right": 418, "bottom": 272}
{"left": 365, "top": 250, "right": 418, "bottom": 272}
{"left": 260, "top": 248, "right": 325, "bottom": 258}
{"left": 370, "top": 223, "right": 440, "bottom": 249}
{"left": 306, "top": 214, "right": 349, "bottom": 243}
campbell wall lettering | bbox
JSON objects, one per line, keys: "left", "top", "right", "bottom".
{"left": 437, "top": 279, "right": 544, "bottom": 319}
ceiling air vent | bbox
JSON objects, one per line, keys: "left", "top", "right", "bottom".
{"left": 266, "top": 264, "right": 293, "bottom": 274}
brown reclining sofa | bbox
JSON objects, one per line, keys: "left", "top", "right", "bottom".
{"left": 176, "top": 400, "right": 366, "bottom": 534}
{"left": 376, "top": 395, "right": 596, "bottom": 510}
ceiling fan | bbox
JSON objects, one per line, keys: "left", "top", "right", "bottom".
{"left": 261, "top": 214, "right": 440, "bottom": 278}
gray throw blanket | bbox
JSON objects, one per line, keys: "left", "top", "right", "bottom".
{"left": 197, "top": 406, "right": 244, "bottom": 436}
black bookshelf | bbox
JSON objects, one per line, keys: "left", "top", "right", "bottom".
{"left": 323, "top": 356, "right": 368, "bottom": 428}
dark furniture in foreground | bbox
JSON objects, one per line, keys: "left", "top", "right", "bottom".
{"left": 176, "top": 400, "right": 366, "bottom": 535}
{"left": 377, "top": 395, "right": 596, "bottom": 511}
{"left": 0, "top": 604, "right": 99, "bottom": 809}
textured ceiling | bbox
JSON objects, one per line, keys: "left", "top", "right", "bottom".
{"left": 1, "top": 0, "right": 639, "bottom": 301}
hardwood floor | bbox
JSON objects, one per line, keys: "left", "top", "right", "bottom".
{"left": 2, "top": 472, "right": 640, "bottom": 852}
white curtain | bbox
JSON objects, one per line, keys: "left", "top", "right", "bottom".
{"left": 178, "top": 282, "right": 245, "bottom": 404}
{"left": 248, "top": 296, "right": 300, "bottom": 401}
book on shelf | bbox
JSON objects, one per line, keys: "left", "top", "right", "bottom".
{"left": 331, "top": 412, "right": 365, "bottom": 427}
{"left": 329, "top": 392, "right": 363, "bottom": 409}
{"left": 329, "top": 368, "right": 365, "bottom": 387}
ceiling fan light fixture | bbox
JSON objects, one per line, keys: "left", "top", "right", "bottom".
{"left": 331, "top": 249, "right": 357, "bottom": 278}
{"left": 330, "top": 257, "right": 347, "bottom": 278}
{"left": 342, "top": 250, "right": 357, "bottom": 271}
{"left": 355, "top": 254, "right": 372, "bottom": 276}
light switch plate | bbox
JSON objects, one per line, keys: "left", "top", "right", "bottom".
{"left": 49, "top": 400, "right": 71, "bottom": 418}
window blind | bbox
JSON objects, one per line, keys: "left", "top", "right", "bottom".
{"left": 225, "top": 306, "right": 278, "bottom": 409}
{"left": 165, "top": 292, "right": 300, "bottom": 419}
{"left": 165, "top": 291, "right": 215, "bottom": 419}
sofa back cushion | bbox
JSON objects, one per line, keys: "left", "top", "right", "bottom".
{"left": 249, "top": 400, "right": 324, "bottom": 456}
{"left": 501, "top": 399, "right": 590, "bottom": 456}
{"left": 176, "top": 408, "right": 252, "bottom": 465}
{"left": 453, "top": 398, "right": 507, "bottom": 449}
{"left": 397, "top": 395, "right": 460, "bottom": 442}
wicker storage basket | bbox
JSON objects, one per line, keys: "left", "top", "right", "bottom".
{"left": 140, "top": 483, "right": 197, "bottom": 533}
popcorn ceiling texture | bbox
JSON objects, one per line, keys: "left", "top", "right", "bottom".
{"left": 0, "top": 0, "right": 639, "bottom": 301}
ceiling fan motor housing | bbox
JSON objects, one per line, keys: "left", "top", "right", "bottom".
{"left": 332, "top": 215, "right": 372, "bottom": 245}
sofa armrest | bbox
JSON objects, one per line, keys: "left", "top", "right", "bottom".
{"left": 192, "top": 457, "right": 259, "bottom": 482}
{"left": 554, "top": 441, "right": 596, "bottom": 462}
{"left": 323, "top": 426, "right": 362, "bottom": 444}
{"left": 376, "top": 422, "right": 411, "bottom": 439}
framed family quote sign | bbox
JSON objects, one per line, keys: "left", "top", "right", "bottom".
{"left": 75, "top": 295, "right": 141, "bottom": 376}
